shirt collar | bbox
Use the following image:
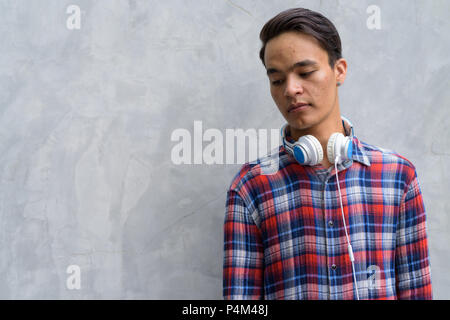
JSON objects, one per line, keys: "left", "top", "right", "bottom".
{"left": 284, "top": 117, "right": 371, "bottom": 167}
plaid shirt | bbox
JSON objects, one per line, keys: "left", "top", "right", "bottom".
{"left": 223, "top": 119, "right": 432, "bottom": 300}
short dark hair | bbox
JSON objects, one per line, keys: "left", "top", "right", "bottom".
{"left": 259, "top": 8, "right": 342, "bottom": 68}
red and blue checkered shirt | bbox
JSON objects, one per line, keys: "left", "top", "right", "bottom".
{"left": 223, "top": 120, "right": 432, "bottom": 300}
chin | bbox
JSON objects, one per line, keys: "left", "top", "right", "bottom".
{"left": 288, "top": 112, "right": 314, "bottom": 124}
{"left": 288, "top": 119, "right": 311, "bottom": 131}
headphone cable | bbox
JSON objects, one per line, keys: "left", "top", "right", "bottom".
{"left": 334, "top": 155, "right": 360, "bottom": 300}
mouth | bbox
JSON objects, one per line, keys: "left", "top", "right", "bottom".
{"left": 288, "top": 103, "right": 311, "bottom": 113}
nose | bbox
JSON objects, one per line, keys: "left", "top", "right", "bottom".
{"left": 284, "top": 75, "right": 304, "bottom": 98}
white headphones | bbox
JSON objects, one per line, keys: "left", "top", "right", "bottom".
{"left": 281, "top": 115, "right": 354, "bottom": 166}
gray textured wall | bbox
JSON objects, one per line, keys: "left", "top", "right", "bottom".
{"left": 0, "top": 0, "right": 448, "bottom": 299}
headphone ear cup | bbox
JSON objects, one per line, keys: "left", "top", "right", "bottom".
{"left": 292, "top": 144, "right": 306, "bottom": 164}
{"left": 309, "top": 135, "right": 323, "bottom": 165}
{"left": 296, "top": 135, "right": 323, "bottom": 165}
{"left": 328, "top": 133, "right": 353, "bottom": 164}
{"left": 327, "top": 133, "right": 343, "bottom": 164}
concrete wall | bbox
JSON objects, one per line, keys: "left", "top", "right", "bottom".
{"left": 0, "top": 0, "right": 448, "bottom": 299}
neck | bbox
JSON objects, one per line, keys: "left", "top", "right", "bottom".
{"left": 289, "top": 114, "right": 345, "bottom": 141}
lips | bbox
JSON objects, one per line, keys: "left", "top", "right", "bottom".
{"left": 288, "top": 103, "right": 310, "bottom": 113}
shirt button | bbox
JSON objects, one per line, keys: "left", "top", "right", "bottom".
{"left": 331, "top": 264, "right": 337, "bottom": 270}
{"left": 328, "top": 220, "right": 334, "bottom": 227}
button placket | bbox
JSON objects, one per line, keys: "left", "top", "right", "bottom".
{"left": 323, "top": 178, "right": 336, "bottom": 299}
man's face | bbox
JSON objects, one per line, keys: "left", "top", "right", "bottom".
{"left": 264, "top": 31, "right": 345, "bottom": 132}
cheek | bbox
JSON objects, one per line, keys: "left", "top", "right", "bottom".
{"left": 270, "top": 90, "right": 288, "bottom": 113}
{"left": 309, "top": 73, "right": 334, "bottom": 100}
{"left": 270, "top": 87, "right": 283, "bottom": 103}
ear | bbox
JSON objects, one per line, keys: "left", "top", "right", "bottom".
{"left": 334, "top": 58, "right": 347, "bottom": 85}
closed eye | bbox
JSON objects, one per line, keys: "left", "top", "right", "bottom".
{"left": 271, "top": 79, "right": 284, "bottom": 86}
{"left": 271, "top": 71, "right": 315, "bottom": 85}
{"left": 299, "top": 71, "right": 315, "bottom": 77}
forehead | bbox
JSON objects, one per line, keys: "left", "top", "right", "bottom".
{"left": 264, "top": 31, "right": 328, "bottom": 68}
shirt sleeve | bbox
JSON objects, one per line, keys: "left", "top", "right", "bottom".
{"left": 223, "top": 189, "right": 264, "bottom": 299}
{"left": 395, "top": 170, "right": 432, "bottom": 299}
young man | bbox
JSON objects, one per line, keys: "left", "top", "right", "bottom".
{"left": 223, "top": 8, "right": 432, "bottom": 300}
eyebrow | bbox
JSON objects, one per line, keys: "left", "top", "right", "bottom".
{"left": 266, "top": 59, "right": 318, "bottom": 76}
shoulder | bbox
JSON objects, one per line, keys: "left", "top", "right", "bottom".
{"left": 227, "top": 145, "right": 291, "bottom": 194}
{"left": 358, "top": 139, "right": 418, "bottom": 186}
